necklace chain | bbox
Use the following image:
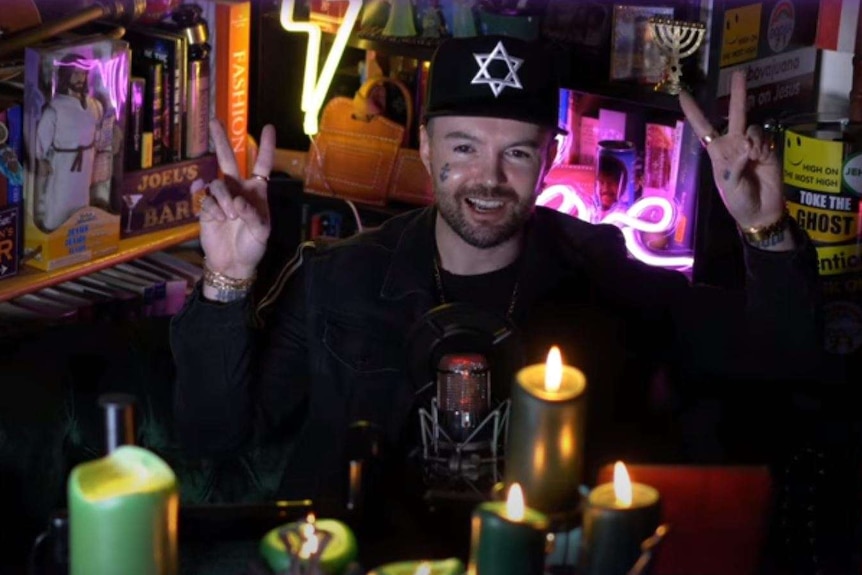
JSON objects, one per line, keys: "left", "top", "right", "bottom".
{"left": 432, "top": 256, "right": 519, "bottom": 320}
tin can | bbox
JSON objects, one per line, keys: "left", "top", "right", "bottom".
{"left": 595, "top": 140, "right": 636, "bottom": 214}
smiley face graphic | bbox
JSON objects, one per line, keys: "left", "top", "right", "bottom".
{"left": 785, "top": 133, "right": 804, "bottom": 167}
{"left": 720, "top": 4, "right": 762, "bottom": 66}
{"left": 725, "top": 12, "right": 741, "bottom": 46}
{"left": 782, "top": 128, "right": 844, "bottom": 194}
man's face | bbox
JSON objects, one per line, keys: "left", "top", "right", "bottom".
{"left": 68, "top": 68, "right": 87, "bottom": 94}
{"left": 420, "top": 115, "right": 555, "bottom": 249}
{"left": 596, "top": 171, "right": 622, "bottom": 210}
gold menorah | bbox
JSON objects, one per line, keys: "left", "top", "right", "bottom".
{"left": 648, "top": 17, "right": 706, "bottom": 95}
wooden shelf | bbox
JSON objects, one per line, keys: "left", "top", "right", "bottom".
{"left": 0, "top": 223, "right": 200, "bottom": 303}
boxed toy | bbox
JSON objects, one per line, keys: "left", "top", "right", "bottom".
{"left": 23, "top": 36, "right": 130, "bottom": 271}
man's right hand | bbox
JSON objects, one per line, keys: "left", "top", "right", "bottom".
{"left": 199, "top": 120, "right": 276, "bottom": 290}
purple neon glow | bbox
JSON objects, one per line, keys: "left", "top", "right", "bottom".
{"left": 53, "top": 53, "right": 129, "bottom": 121}
{"left": 536, "top": 184, "right": 694, "bottom": 270}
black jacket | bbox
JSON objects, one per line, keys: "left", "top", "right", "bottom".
{"left": 171, "top": 206, "right": 821, "bottom": 505}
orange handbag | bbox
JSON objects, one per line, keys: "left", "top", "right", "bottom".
{"left": 304, "top": 76, "right": 432, "bottom": 206}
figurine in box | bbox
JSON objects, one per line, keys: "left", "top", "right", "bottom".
{"left": 23, "top": 37, "right": 129, "bottom": 270}
{"left": 34, "top": 53, "right": 105, "bottom": 231}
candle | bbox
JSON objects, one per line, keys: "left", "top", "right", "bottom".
{"left": 367, "top": 558, "right": 465, "bottom": 575}
{"left": 259, "top": 513, "right": 358, "bottom": 574}
{"left": 578, "top": 461, "right": 661, "bottom": 575}
{"left": 505, "top": 346, "right": 587, "bottom": 514}
{"left": 468, "top": 483, "right": 549, "bottom": 575}
{"left": 68, "top": 445, "right": 178, "bottom": 575}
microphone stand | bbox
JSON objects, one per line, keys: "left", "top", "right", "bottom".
{"left": 0, "top": 0, "right": 145, "bottom": 59}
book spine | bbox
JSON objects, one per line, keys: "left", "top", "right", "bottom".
{"left": 5, "top": 104, "right": 22, "bottom": 206}
{"left": 127, "top": 76, "right": 146, "bottom": 171}
{"left": 147, "top": 61, "right": 165, "bottom": 166}
{"left": 215, "top": 0, "right": 251, "bottom": 178}
{"left": 174, "top": 36, "right": 187, "bottom": 161}
{"left": 186, "top": 58, "right": 210, "bottom": 158}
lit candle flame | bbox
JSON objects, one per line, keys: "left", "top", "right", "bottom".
{"left": 613, "top": 461, "right": 633, "bottom": 507}
{"left": 544, "top": 346, "right": 562, "bottom": 392}
{"left": 298, "top": 513, "right": 319, "bottom": 559}
{"left": 505, "top": 483, "right": 526, "bottom": 521}
{"left": 414, "top": 562, "right": 433, "bottom": 575}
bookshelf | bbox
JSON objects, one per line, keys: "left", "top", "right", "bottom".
{"left": 0, "top": 223, "right": 199, "bottom": 303}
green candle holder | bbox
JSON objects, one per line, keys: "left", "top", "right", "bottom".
{"left": 260, "top": 517, "right": 358, "bottom": 575}
{"left": 578, "top": 482, "right": 661, "bottom": 575}
{"left": 68, "top": 445, "right": 178, "bottom": 575}
{"left": 367, "top": 557, "right": 465, "bottom": 574}
{"left": 469, "top": 501, "right": 550, "bottom": 575}
{"left": 505, "top": 362, "right": 587, "bottom": 517}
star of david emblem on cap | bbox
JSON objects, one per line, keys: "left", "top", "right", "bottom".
{"left": 470, "top": 40, "right": 524, "bottom": 97}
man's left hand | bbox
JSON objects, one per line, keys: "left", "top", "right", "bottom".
{"left": 679, "top": 71, "right": 794, "bottom": 251}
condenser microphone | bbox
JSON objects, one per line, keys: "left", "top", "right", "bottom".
{"left": 436, "top": 353, "right": 491, "bottom": 442}
{"left": 418, "top": 352, "right": 510, "bottom": 502}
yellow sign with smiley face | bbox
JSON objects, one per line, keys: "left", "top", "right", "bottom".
{"left": 720, "top": 4, "right": 762, "bottom": 67}
{"left": 783, "top": 129, "right": 844, "bottom": 194}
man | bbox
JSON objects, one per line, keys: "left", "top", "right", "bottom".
{"left": 594, "top": 152, "right": 627, "bottom": 214}
{"left": 35, "top": 53, "right": 103, "bottom": 232}
{"left": 171, "top": 36, "right": 820, "bottom": 514}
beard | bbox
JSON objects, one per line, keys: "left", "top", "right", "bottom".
{"left": 436, "top": 183, "right": 534, "bottom": 249}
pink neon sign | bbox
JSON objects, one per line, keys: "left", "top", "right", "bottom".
{"left": 537, "top": 184, "right": 694, "bottom": 270}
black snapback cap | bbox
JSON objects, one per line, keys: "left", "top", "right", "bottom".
{"left": 423, "top": 35, "right": 562, "bottom": 131}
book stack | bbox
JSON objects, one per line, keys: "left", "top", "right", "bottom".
{"left": 119, "top": 3, "right": 223, "bottom": 238}
{"left": 0, "top": 250, "right": 202, "bottom": 331}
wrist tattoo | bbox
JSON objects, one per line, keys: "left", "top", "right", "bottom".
{"left": 750, "top": 228, "right": 786, "bottom": 248}
{"left": 210, "top": 287, "right": 250, "bottom": 303}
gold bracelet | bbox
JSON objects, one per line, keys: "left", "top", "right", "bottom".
{"left": 202, "top": 260, "right": 256, "bottom": 291}
{"left": 739, "top": 209, "right": 790, "bottom": 243}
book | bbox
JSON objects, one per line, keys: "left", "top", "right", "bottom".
{"left": 56, "top": 279, "right": 141, "bottom": 320}
{"left": 90, "top": 269, "right": 157, "bottom": 316}
{"left": 126, "top": 76, "right": 147, "bottom": 170}
{"left": 10, "top": 293, "right": 80, "bottom": 320}
{"left": 114, "top": 261, "right": 172, "bottom": 316}
{"left": 213, "top": 0, "right": 251, "bottom": 177}
{"left": 0, "top": 205, "right": 20, "bottom": 279}
{"left": 142, "top": 250, "right": 203, "bottom": 286}
{"left": 125, "top": 25, "right": 187, "bottom": 164}
{"left": 22, "top": 35, "right": 128, "bottom": 271}
{"left": 125, "top": 258, "right": 189, "bottom": 314}
{"left": 1, "top": 103, "right": 24, "bottom": 207}
{"left": 35, "top": 286, "right": 96, "bottom": 322}
{"left": 0, "top": 101, "right": 23, "bottom": 279}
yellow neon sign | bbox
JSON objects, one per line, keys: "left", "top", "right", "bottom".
{"left": 279, "top": 0, "right": 362, "bottom": 135}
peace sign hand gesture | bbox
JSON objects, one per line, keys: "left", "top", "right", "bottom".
{"left": 679, "top": 70, "right": 794, "bottom": 250}
{"left": 199, "top": 119, "right": 276, "bottom": 287}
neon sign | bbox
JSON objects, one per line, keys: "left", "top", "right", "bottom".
{"left": 279, "top": 0, "right": 362, "bottom": 135}
{"left": 537, "top": 184, "right": 694, "bottom": 270}
{"left": 53, "top": 54, "right": 129, "bottom": 122}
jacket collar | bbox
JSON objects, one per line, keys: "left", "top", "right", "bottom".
{"left": 380, "top": 206, "right": 438, "bottom": 301}
{"left": 378, "top": 205, "right": 597, "bottom": 304}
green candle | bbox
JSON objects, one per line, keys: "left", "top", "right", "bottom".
{"left": 468, "top": 484, "right": 549, "bottom": 575}
{"left": 367, "top": 557, "right": 465, "bottom": 574}
{"left": 505, "top": 346, "right": 587, "bottom": 514}
{"left": 259, "top": 515, "right": 358, "bottom": 574}
{"left": 579, "top": 462, "right": 661, "bottom": 575}
{"left": 68, "top": 445, "right": 178, "bottom": 575}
